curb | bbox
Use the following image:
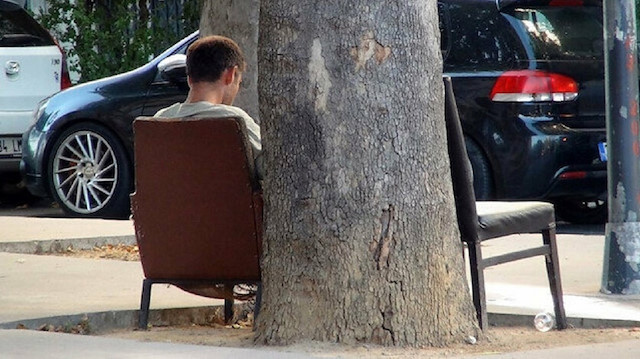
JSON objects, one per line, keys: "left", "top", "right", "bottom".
{"left": 0, "top": 236, "right": 136, "bottom": 255}
{"left": 1, "top": 307, "right": 638, "bottom": 335}
{"left": 0, "top": 306, "right": 230, "bottom": 334}
{"left": 488, "top": 313, "right": 640, "bottom": 329}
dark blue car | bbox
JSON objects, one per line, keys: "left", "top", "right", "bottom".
{"left": 21, "top": 31, "right": 197, "bottom": 218}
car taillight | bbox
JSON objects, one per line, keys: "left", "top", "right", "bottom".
{"left": 60, "top": 59, "right": 72, "bottom": 90}
{"left": 559, "top": 171, "right": 587, "bottom": 180}
{"left": 490, "top": 70, "right": 578, "bottom": 103}
{"left": 53, "top": 38, "right": 72, "bottom": 90}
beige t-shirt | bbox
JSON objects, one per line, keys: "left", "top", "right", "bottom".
{"left": 154, "top": 102, "right": 263, "bottom": 179}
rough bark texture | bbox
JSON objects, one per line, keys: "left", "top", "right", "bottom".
{"left": 199, "top": 0, "right": 260, "bottom": 121}
{"left": 255, "top": 1, "right": 479, "bottom": 347}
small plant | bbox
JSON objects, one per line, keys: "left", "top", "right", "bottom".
{"left": 35, "top": 0, "right": 200, "bottom": 83}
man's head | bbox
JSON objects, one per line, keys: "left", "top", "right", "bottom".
{"left": 186, "top": 35, "right": 246, "bottom": 105}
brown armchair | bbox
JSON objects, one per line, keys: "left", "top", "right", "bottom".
{"left": 131, "top": 116, "right": 263, "bottom": 329}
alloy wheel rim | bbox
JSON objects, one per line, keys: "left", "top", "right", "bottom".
{"left": 52, "top": 130, "right": 118, "bottom": 214}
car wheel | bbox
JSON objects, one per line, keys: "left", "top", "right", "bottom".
{"left": 554, "top": 199, "right": 607, "bottom": 224}
{"left": 465, "top": 137, "right": 493, "bottom": 200}
{"left": 47, "top": 123, "right": 131, "bottom": 218}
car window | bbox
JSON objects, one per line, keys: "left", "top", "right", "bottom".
{"left": 0, "top": 8, "right": 54, "bottom": 47}
{"left": 438, "top": 2, "right": 451, "bottom": 61}
{"left": 505, "top": 6, "right": 603, "bottom": 61}
{"left": 442, "top": 2, "right": 526, "bottom": 71}
{"left": 173, "top": 39, "right": 193, "bottom": 55}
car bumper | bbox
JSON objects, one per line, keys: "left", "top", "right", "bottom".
{"left": 0, "top": 157, "right": 20, "bottom": 173}
{"left": 544, "top": 167, "right": 607, "bottom": 200}
{"left": 20, "top": 126, "right": 49, "bottom": 197}
{"left": 485, "top": 123, "right": 607, "bottom": 201}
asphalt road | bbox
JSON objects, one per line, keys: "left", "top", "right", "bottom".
{"left": 0, "top": 186, "right": 64, "bottom": 218}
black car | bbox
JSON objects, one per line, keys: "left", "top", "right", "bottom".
{"left": 440, "top": 0, "right": 607, "bottom": 223}
{"left": 21, "top": 31, "right": 196, "bottom": 218}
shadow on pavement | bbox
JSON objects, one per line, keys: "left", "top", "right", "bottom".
{"left": 0, "top": 186, "right": 65, "bottom": 218}
{"left": 557, "top": 222, "right": 605, "bottom": 236}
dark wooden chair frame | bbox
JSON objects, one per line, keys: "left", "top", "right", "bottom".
{"left": 139, "top": 279, "right": 261, "bottom": 329}
{"left": 444, "top": 77, "right": 567, "bottom": 330}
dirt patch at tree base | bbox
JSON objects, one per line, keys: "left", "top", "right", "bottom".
{"left": 102, "top": 324, "right": 640, "bottom": 357}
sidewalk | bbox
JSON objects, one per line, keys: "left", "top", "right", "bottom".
{"left": 480, "top": 232, "right": 640, "bottom": 326}
{"left": 1, "top": 213, "right": 639, "bottom": 357}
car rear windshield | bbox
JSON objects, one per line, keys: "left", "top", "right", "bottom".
{"left": 505, "top": 6, "right": 603, "bottom": 61}
{"left": 0, "top": 8, "right": 54, "bottom": 47}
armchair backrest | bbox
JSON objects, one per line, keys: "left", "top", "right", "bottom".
{"left": 131, "top": 116, "right": 262, "bottom": 281}
{"left": 443, "top": 77, "right": 480, "bottom": 244}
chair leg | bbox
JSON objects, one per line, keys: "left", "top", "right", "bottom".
{"left": 467, "top": 241, "right": 488, "bottom": 330}
{"left": 139, "top": 279, "right": 152, "bottom": 329}
{"left": 224, "top": 283, "right": 234, "bottom": 324}
{"left": 543, "top": 225, "right": 567, "bottom": 330}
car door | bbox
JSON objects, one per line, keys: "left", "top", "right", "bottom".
{"left": 141, "top": 37, "right": 195, "bottom": 117}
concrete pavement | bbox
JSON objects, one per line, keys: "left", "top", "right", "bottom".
{"left": 1, "top": 210, "right": 640, "bottom": 357}
{"left": 0, "top": 329, "right": 319, "bottom": 359}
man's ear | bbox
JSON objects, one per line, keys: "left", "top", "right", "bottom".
{"left": 222, "top": 66, "right": 238, "bottom": 85}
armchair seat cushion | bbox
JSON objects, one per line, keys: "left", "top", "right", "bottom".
{"left": 476, "top": 201, "right": 555, "bottom": 241}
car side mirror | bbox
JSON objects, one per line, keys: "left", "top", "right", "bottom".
{"left": 157, "top": 54, "right": 187, "bottom": 84}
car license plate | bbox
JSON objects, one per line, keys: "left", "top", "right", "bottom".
{"left": 0, "top": 137, "right": 22, "bottom": 157}
{"left": 598, "top": 142, "right": 607, "bottom": 162}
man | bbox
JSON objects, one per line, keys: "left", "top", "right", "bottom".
{"left": 154, "top": 35, "right": 263, "bottom": 179}
{"left": 152, "top": 36, "right": 262, "bottom": 301}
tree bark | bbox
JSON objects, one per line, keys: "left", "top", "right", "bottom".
{"left": 199, "top": 0, "right": 260, "bottom": 121}
{"left": 255, "top": 1, "right": 479, "bottom": 347}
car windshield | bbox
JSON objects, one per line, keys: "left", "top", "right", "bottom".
{"left": 506, "top": 6, "right": 603, "bottom": 61}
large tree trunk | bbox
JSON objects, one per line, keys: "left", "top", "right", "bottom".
{"left": 255, "top": 1, "right": 479, "bottom": 347}
{"left": 199, "top": 0, "right": 260, "bottom": 121}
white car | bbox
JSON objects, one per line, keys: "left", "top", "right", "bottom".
{"left": 0, "top": 0, "right": 70, "bottom": 178}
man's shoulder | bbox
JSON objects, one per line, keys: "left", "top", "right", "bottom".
{"left": 204, "top": 104, "right": 251, "bottom": 119}
{"left": 153, "top": 102, "right": 182, "bottom": 118}
{"left": 153, "top": 102, "right": 256, "bottom": 126}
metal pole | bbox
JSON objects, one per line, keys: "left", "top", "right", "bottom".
{"left": 602, "top": 0, "right": 640, "bottom": 295}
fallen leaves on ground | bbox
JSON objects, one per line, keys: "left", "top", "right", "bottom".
{"left": 60, "top": 244, "right": 140, "bottom": 261}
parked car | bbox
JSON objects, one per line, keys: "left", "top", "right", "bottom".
{"left": 439, "top": 0, "right": 607, "bottom": 223}
{"left": 21, "top": 31, "right": 196, "bottom": 218}
{"left": 0, "top": 0, "right": 71, "bottom": 181}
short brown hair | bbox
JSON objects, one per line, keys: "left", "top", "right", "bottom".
{"left": 186, "top": 35, "right": 246, "bottom": 83}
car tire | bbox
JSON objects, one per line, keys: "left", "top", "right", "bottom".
{"left": 554, "top": 199, "right": 607, "bottom": 225}
{"left": 465, "top": 137, "right": 493, "bottom": 200}
{"left": 47, "top": 122, "right": 132, "bottom": 219}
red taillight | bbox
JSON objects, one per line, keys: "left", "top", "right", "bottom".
{"left": 60, "top": 62, "right": 72, "bottom": 90}
{"left": 490, "top": 70, "right": 578, "bottom": 103}
{"left": 559, "top": 171, "right": 587, "bottom": 180}
{"left": 52, "top": 37, "right": 72, "bottom": 90}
